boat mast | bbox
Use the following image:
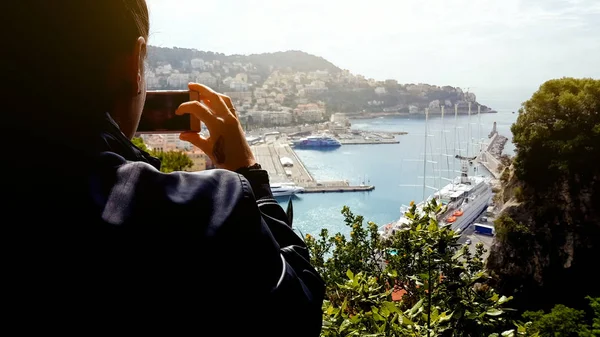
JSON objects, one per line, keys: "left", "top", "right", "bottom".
{"left": 440, "top": 106, "right": 444, "bottom": 193}
{"left": 467, "top": 101, "right": 472, "bottom": 157}
{"left": 453, "top": 104, "right": 458, "bottom": 186}
{"left": 478, "top": 104, "right": 482, "bottom": 153}
{"left": 423, "top": 108, "right": 429, "bottom": 201}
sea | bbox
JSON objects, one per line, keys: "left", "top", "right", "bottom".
{"left": 276, "top": 89, "right": 531, "bottom": 237}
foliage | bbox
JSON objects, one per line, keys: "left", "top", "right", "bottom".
{"left": 132, "top": 137, "right": 193, "bottom": 173}
{"left": 511, "top": 78, "right": 600, "bottom": 192}
{"left": 587, "top": 297, "right": 600, "bottom": 336}
{"left": 151, "top": 150, "right": 194, "bottom": 173}
{"left": 132, "top": 137, "right": 149, "bottom": 152}
{"left": 306, "top": 201, "right": 515, "bottom": 336}
{"left": 513, "top": 187, "right": 524, "bottom": 203}
{"left": 493, "top": 214, "right": 532, "bottom": 245}
{"left": 488, "top": 78, "right": 600, "bottom": 314}
{"left": 519, "top": 297, "right": 600, "bottom": 337}
{"left": 500, "top": 169, "right": 510, "bottom": 184}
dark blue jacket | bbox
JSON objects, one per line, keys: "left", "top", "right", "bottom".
{"left": 3, "top": 114, "right": 324, "bottom": 335}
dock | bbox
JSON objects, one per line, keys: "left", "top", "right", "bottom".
{"left": 339, "top": 139, "right": 399, "bottom": 145}
{"left": 336, "top": 131, "right": 404, "bottom": 145}
{"left": 302, "top": 185, "right": 375, "bottom": 193}
{"left": 250, "top": 139, "right": 375, "bottom": 193}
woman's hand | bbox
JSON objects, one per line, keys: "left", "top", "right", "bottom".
{"left": 176, "top": 83, "right": 256, "bottom": 172}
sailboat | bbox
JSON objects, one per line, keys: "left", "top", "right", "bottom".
{"left": 381, "top": 104, "right": 493, "bottom": 238}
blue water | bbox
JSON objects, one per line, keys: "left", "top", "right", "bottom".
{"left": 277, "top": 102, "right": 522, "bottom": 237}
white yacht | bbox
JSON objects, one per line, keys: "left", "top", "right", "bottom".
{"left": 270, "top": 183, "right": 305, "bottom": 197}
{"left": 381, "top": 160, "right": 492, "bottom": 238}
{"left": 381, "top": 105, "right": 493, "bottom": 238}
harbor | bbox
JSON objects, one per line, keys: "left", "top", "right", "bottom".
{"left": 247, "top": 125, "right": 407, "bottom": 194}
{"left": 246, "top": 111, "right": 519, "bottom": 241}
{"left": 250, "top": 135, "right": 375, "bottom": 193}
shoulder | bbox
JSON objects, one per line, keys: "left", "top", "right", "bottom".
{"left": 91, "top": 151, "right": 254, "bottom": 226}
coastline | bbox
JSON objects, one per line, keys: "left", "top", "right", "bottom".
{"left": 347, "top": 109, "right": 498, "bottom": 119}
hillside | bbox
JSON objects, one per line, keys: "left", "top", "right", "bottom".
{"left": 148, "top": 46, "right": 340, "bottom": 78}
{"left": 146, "top": 46, "right": 493, "bottom": 116}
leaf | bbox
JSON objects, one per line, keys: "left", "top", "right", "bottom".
{"left": 452, "top": 249, "right": 465, "bottom": 260}
{"left": 428, "top": 218, "right": 438, "bottom": 231}
{"left": 373, "top": 311, "right": 385, "bottom": 322}
{"left": 438, "top": 311, "right": 452, "bottom": 323}
{"left": 346, "top": 269, "right": 354, "bottom": 280}
{"left": 486, "top": 308, "right": 504, "bottom": 316}
{"left": 326, "top": 305, "right": 334, "bottom": 316}
{"left": 409, "top": 299, "right": 424, "bottom": 316}
{"left": 350, "top": 314, "right": 361, "bottom": 324}
{"left": 340, "top": 298, "right": 348, "bottom": 317}
{"left": 402, "top": 315, "right": 415, "bottom": 326}
{"left": 498, "top": 295, "right": 512, "bottom": 305}
{"left": 382, "top": 301, "right": 401, "bottom": 314}
{"left": 339, "top": 319, "right": 351, "bottom": 333}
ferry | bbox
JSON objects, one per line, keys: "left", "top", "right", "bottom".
{"left": 292, "top": 135, "right": 341, "bottom": 148}
{"left": 270, "top": 183, "right": 305, "bottom": 197}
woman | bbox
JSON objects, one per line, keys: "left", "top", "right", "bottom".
{"left": 2, "top": 2, "right": 323, "bottom": 335}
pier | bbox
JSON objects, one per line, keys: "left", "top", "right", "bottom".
{"left": 336, "top": 131, "right": 404, "bottom": 145}
{"left": 479, "top": 132, "right": 507, "bottom": 179}
{"left": 339, "top": 139, "right": 399, "bottom": 145}
{"left": 250, "top": 138, "right": 375, "bottom": 193}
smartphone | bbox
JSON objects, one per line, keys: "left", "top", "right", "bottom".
{"left": 136, "top": 90, "right": 201, "bottom": 133}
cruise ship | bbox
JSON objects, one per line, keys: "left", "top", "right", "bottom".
{"left": 292, "top": 135, "right": 341, "bottom": 148}
{"left": 270, "top": 183, "right": 305, "bottom": 197}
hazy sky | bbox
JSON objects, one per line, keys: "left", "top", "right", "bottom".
{"left": 147, "top": 0, "right": 599, "bottom": 99}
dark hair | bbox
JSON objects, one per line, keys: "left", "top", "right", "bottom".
{"left": 3, "top": 1, "right": 149, "bottom": 120}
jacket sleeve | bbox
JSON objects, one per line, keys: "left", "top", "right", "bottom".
{"left": 236, "top": 168, "right": 326, "bottom": 336}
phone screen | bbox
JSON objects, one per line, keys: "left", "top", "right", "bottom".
{"left": 137, "top": 90, "right": 193, "bottom": 133}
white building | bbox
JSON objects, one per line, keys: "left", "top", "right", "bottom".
{"left": 190, "top": 58, "right": 205, "bottom": 69}
{"left": 248, "top": 111, "right": 292, "bottom": 125}
{"left": 167, "top": 73, "right": 190, "bottom": 88}
{"left": 196, "top": 72, "right": 217, "bottom": 87}
{"left": 375, "top": 87, "right": 386, "bottom": 95}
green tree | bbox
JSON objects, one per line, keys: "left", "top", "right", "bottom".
{"left": 132, "top": 137, "right": 193, "bottom": 173}
{"left": 494, "top": 214, "right": 532, "bottom": 244}
{"left": 520, "top": 297, "right": 600, "bottom": 337}
{"left": 586, "top": 297, "right": 600, "bottom": 336}
{"left": 151, "top": 150, "right": 194, "bottom": 173}
{"left": 132, "top": 137, "right": 149, "bottom": 152}
{"left": 306, "top": 201, "right": 514, "bottom": 336}
{"left": 487, "top": 78, "right": 600, "bottom": 313}
{"left": 511, "top": 78, "right": 600, "bottom": 193}
{"left": 522, "top": 305, "right": 586, "bottom": 337}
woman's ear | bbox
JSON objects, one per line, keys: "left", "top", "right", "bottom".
{"left": 133, "top": 36, "right": 147, "bottom": 95}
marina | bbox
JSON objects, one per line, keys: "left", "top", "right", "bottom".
{"left": 250, "top": 137, "right": 375, "bottom": 194}
{"left": 379, "top": 105, "right": 504, "bottom": 253}
{"left": 262, "top": 110, "right": 517, "bottom": 241}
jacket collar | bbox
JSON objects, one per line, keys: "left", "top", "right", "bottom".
{"left": 99, "top": 113, "right": 162, "bottom": 171}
